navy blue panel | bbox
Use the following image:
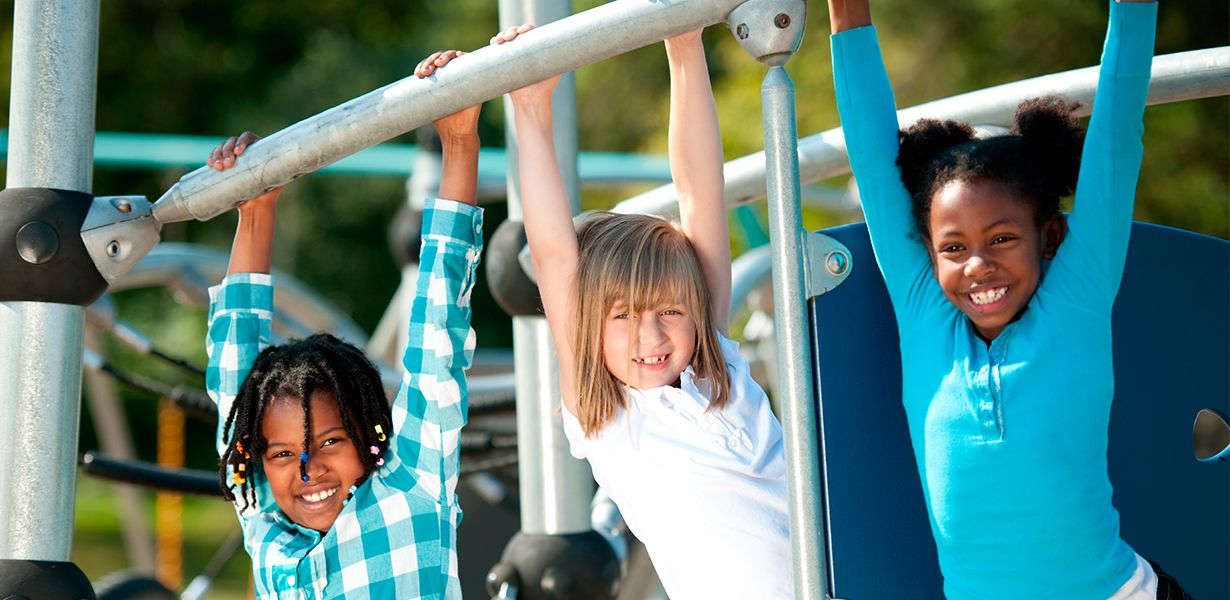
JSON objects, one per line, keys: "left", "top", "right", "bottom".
{"left": 808, "top": 222, "right": 1229, "bottom": 599}
{"left": 810, "top": 223, "right": 943, "bottom": 599}
{"left": 1106, "top": 222, "right": 1228, "bottom": 600}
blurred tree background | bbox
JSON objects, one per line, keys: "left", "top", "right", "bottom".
{"left": 0, "top": 0, "right": 1224, "bottom": 597}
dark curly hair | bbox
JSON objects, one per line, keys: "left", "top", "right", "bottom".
{"left": 218, "top": 333, "right": 392, "bottom": 510}
{"left": 896, "top": 96, "right": 1085, "bottom": 240}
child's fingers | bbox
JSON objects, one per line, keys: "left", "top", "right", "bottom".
{"left": 235, "top": 131, "right": 258, "bottom": 156}
{"left": 433, "top": 49, "right": 461, "bottom": 67}
{"left": 416, "top": 51, "right": 443, "bottom": 77}
{"left": 490, "top": 24, "right": 533, "bottom": 45}
{"left": 220, "top": 136, "right": 238, "bottom": 167}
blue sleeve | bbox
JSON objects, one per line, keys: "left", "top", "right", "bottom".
{"left": 384, "top": 197, "right": 483, "bottom": 507}
{"left": 831, "top": 26, "right": 937, "bottom": 317}
{"left": 1050, "top": 1, "right": 1157, "bottom": 307}
{"left": 205, "top": 272, "right": 274, "bottom": 458}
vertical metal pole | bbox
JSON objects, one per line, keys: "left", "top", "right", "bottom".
{"left": 499, "top": 0, "right": 594, "bottom": 535}
{"left": 0, "top": 0, "right": 100, "bottom": 560}
{"left": 762, "top": 65, "right": 828, "bottom": 599}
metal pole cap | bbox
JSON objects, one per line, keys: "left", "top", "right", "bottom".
{"left": 726, "top": 0, "right": 807, "bottom": 66}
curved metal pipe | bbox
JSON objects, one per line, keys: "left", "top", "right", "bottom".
{"left": 614, "top": 47, "right": 1230, "bottom": 216}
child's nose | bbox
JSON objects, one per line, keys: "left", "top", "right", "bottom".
{"left": 964, "top": 253, "right": 995, "bottom": 279}
{"left": 306, "top": 454, "right": 328, "bottom": 480}
{"left": 637, "top": 314, "right": 667, "bottom": 345}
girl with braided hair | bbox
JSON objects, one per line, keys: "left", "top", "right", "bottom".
{"left": 204, "top": 49, "right": 484, "bottom": 599}
{"left": 827, "top": 0, "right": 1189, "bottom": 598}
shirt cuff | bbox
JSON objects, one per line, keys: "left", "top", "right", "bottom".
{"left": 207, "top": 272, "right": 275, "bottom": 316}
{"left": 423, "top": 196, "right": 484, "bottom": 248}
{"left": 1106, "top": 0, "right": 1157, "bottom": 79}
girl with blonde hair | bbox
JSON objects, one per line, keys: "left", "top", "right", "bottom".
{"left": 496, "top": 23, "right": 793, "bottom": 600}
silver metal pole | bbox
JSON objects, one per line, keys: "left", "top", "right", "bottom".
{"left": 0, "top": 0, "right": 99, "bottom": 561}
{"left": 151, "top": 0, "right": 748, "bottom": 226}
{"left": 614, "top": 46, "right": 1230, "bottom": 216}
{"left": 501, "top": 0, "right": 594, "bottom": 536}
{"left": 762, "top": 65, "right": 828, "bottom": 600}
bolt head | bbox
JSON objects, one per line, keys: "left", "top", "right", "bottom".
{"left": 111, "top": 198, "right": 132, "bottom": 213}
{"left": 774, "top": 13, "right": 791, "bottom": 28}
{"left": 736, "top": 23, "right": 749, "bottom": 40}
{"left": 825, "top": 250, "right": 849, "bottom": 276}
{"left": 106, "top": 240, "right": 122, "bottom": 258}
{"left": 15, "top": 221, "right": 59, "bottom": 264}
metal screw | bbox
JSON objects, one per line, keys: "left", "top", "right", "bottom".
{"left": 736, "top": 23, "right": 749, "bottom": 40}
{"left": 111, "top": 197, "right": 132, "bottom": 213}
{"left": 106, "top": 240, "right": 121, "bottom": 258}
{"left": 774, "top": 13, "right": 791, "bottom": 29}
{"left": 825, "top": 250, "right": 849, "bottom": 276}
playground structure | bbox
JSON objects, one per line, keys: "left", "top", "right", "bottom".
{"left": 1, "top": 0, "right": 1228, "bottom": 598}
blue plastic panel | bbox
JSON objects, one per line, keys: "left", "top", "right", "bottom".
{"left": 809, "top": 222, "right": 1228, "bottom": 599}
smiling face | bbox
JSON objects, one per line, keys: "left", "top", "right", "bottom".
{"left": 927, "top": 178, "right": 1065, "bottom": 341}
{"left": 601, "top": 300, "right": 698, "bottom": 390}
{"left": 260, "top": 390, "right": 367, "bottom": 532}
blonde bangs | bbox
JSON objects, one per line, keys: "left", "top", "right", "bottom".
{"left": 571, "top": 213, "right": 731, "bottom": 437}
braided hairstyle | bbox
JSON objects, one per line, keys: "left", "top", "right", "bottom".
{"left": 218, "top": 333, "right": 392, "bottom": 510}
{"left": 896, "top": 96, "right": 1085, "bottom": 240}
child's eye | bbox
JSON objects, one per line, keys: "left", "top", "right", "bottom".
{"left": 939, "top": 244, "right": 964, "bottom": 254}
{"left": 321, "top": 437, "right": 346, "bottom": 449}
{"left": 660, "top": 309, "right": 682, "bottom": 316}
{"left": 991, "top": 235, "right": 1017, "bottom": 245}
{"left": 612, "top": 313, "right": 629, "bottom": 320}
{"left": 268, "top": 450, "right": 293, "bottom": 460}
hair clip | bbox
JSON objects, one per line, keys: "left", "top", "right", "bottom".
{"left": 232, "top": 472, "right": 246, "bottom": 486}
{"left": 238, "top": 463, "right": 246, "bottom": 472}
{"left": 299, "top": 452, "right": 310, "bottom": 482}
{"left": 376, "top": 458, "right": 384, "bottom": 467}
{"left": 374, "top": 424, "right": 387, "bottom": 442}
{"left": 370, "top": 445, "right": 380, "bottom": 455}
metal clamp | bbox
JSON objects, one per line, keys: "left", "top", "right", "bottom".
{"left": 726, "top": 0, "right": 807, "bottom": 66}
{"left": 804, "top": 231, "right": 853, "bottom": 300}
{"left": 81, "top": 195, "right": 160, "bottom": 285}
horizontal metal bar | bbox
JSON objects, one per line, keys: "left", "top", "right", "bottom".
{"left": 151, "top": 0, "right": 748, "bottom": 225}
{"left": 614, "top": 47, "right": 1230, "bottom": 216}
{"left": 79, "top": 451, "right": 222, "bottom": 497}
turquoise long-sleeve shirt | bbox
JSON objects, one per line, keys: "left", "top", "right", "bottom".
{"left": 831, "top": 3, "right": 1156, "bottom": 598}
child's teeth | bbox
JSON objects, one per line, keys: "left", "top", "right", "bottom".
{"left": 970, "top": 287, "right": 1007, "bottom": 305}
{"left": 303, "top": 487, "right": 337, "bottom": 503}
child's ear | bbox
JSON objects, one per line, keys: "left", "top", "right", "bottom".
{"left": 1041, "top": 215, "right": 1067, "bottom": 260}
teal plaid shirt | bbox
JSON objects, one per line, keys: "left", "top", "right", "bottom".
{"left": 206, "top": 197, "right": 483, "bottom": 599}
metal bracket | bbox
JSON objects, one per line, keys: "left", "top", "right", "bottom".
{"left": 803, "top": 231, "right": 852, "bottom": 299}
{"left": 81, "top": 195, "right": 160, "bottom": 285}
{"left": 726, "top": 0, "right": 807, "bottom": 66}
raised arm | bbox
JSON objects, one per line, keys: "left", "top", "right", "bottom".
{"left": 385, "top": 51, "right": 486, "bottom": 506}
{"left": 1057, "top": 0, "right": 1157, "bottom": 304}
{"left": 497, "top": 25, "right": 584, "bottom": 413}
{"left": 205, "top": 133, "right": 279, "bottom": 457}
{"left": 211, "top": 132, "right": 281, "bottom": 276}
{"left": 828, "top": 0, "right": 933, "bottom": 309}
{"left": 664, "top": 31, "right": 732, "bottom": 332}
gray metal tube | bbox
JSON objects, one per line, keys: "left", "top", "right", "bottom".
{"left": 151, "top": 0, "right": 747, "bottom": 226}
{"left": 615, "top": 46, "right": 1230, "bottom": 216}
{"left": 761, "top": 66, "right": 828, "bottom": 599}
{"left": 502, "top": 0, "right": 594, "bottom": 536}
{"left": 0, "top": 0, "right": 100, "bottom": 561}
